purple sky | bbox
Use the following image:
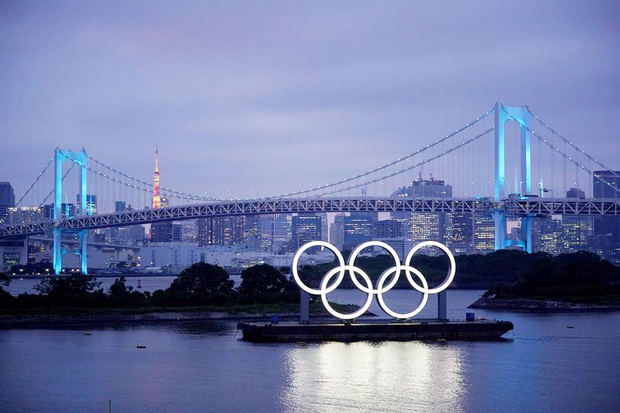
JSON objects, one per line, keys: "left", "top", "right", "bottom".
{"left": 1, "top": 1, "right": 618, "bottom": 202}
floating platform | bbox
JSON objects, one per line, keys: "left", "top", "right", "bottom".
{"left": 237, "top": 319, "right": 514, "bottom": 343}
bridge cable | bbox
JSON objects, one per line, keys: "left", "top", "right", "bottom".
{"left": 312, "top": 127, "right": 495, "bottom": 197}
{"left": 263, "top": 108, "right": 496, "bottom": 199}
{"left": 15, "top": 157, "right": 53, "bottom": 207}
{"left": 527, "top": 108, "right": 619, "bottom": 177}
{"left": 503, "top": 108, "right": 620, "bottom": 195}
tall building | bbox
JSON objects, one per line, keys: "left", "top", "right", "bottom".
{"left": 152, "top": 148, "right": 161, "bottom": 209}
{"left": 374, "top": 219, "right": 403, "bottom": 239}
{"left": 0, "top": 182, "right": 15, "bottom": 224}
{"left": 399, "top": 176, "right": 453, "bottom": 246}
{"left": 343, "top": 213, "right": 376, "bottom": 250}
{"left": 77, "top": 194, "right": 97, "bottom": 215}
{"left": 330, "top": 214, "right": 346, "bottom": 250}
{"left": 42, "top": 203, "right": 76, "bottom": 219}
{"left": 451, "top": 212, "right": 473, "bottom": 254}
{"left": 593, "top": 170, "right": 620, "bottom": 199}
{"left": 410, "top": 176, "right": 453, "bottom": 198}
{"left": 532, "top": 217, "right": 562, "bottom": 255}
{"left": 197, "top": 215, "right": 255, "bottom": 246}
{"left": 291, "top": 214, "right": 322, "bottom": 250}
{"left": 592, "top": 171, "right": 620, "bottom": 264}
{"left": 473, "top": 214, "right": 494, "bottom": 253}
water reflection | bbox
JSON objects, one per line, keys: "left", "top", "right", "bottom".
{"left": 282, "top": 341, "right": 465, "bottom": 412}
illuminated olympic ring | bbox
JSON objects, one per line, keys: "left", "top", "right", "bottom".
{"left": 291, "top": 240, "right": 456, "bottom": 320}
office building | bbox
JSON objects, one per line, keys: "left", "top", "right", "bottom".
{"left": 343, "top": 212, "right": 376, "bottom": 250}
{"left": 330, "top": 214, "right": 346, "bottom": 250}
{"left": 592, "top": 171, "right": 620, "bottom": 264}
{"left": 0, "top": 182, "right": 15, "bottom": 224}
{"left": 291, "top": 214, "right": 322, "bottom": 250}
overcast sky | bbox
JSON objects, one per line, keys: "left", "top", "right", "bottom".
{"left": 1, "top": 0, "right": 618, "bottom": 202}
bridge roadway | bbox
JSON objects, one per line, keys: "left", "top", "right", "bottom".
{"left": 1, "top": 197, "right": 619, "bottom": 238}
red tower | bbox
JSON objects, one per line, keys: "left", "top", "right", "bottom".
{"left": 152, "top": 147, "right": 161, "bottom": 209}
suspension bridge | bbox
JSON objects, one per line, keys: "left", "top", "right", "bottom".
{"left": 1, "top": 102, "right": 618, "bottom": 274}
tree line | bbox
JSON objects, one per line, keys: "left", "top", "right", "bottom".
{"left": 0, "top": 263, "right": 299, "bottom": 309}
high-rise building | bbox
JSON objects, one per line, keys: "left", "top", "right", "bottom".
{"left": 401, "top": 176, "right": 453, "bottom": 246}
{"left": 343, "top": 213, "right": 376, "bottom": 250}
{"left": 473, "top": 214, "right": 494, "bottom": 253}
{"left": 330, "top": 214, "right": 346, "bottom": 250}
{"left": 42, "top": 203, "right": 76, "bottom": 219}
{"left": 592, "top": 171, "right": 620, "bottom": 264}
{"left": 0, "top": 182, "right": 15, "bottom": 224}
{"left": 410, "top": 176, "right": 453, "bottom": 198}
{"left": 77, "top": 194, "right": 97, "bottom": 215}
{"left": 532, "top": 217, "right": 562, "bottom": 255}
{"left": 593, "top": 171, "right": 620, "bottom": 199}
{"left": 451, "top": 212, "right": 473, "bottom": 254}
{"left": 291, "top": 214, "right": 322, "bottom": 250}
{"left": 197, "top": 215, "right": 256, "bottom": 246}
{"left": 374, "top": 219, "right": 403, "bottom": 239}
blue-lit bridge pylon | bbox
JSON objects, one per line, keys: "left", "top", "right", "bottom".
{"left": 493, "top": 103, "right": 532, "bottom": 252}
{"left": 53, "top": 148, "right": 89, "bottom": 275}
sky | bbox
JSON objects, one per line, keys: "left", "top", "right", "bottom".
{"left": 0, "top": 0, "right": 618, "bottom": 203}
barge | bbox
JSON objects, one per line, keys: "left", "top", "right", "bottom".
{"left": 238, "top": 319, "right": 514, "bottom": 343}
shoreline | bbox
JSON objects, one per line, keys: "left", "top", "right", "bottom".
{"left": 0, "top": 310, "right": 344, "bottom": 329}
{"left": 469, "top": 296, "right": 620, "bottom": 312}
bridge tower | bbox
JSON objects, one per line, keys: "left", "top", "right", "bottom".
{"left": 493, "top": 102, "right": 532, "bottom": 252}
{"left": 53, "top": 148, "right": 89, "bottom": 274}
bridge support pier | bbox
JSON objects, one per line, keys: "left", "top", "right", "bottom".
{"left": 493, "top": 210, "right": 506, "bottom": 251}
{"left": 53, "top": 227, "right": 62, "bottom": 275}
{"left": 79, "top": 230, "right": 88, "bottom": 274}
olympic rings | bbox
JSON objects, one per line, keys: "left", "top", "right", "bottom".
{"left": 291, "top": 240, "right": 456, "bottom": 320}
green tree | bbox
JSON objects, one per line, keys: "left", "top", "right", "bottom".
{"left": 166, "top": 263, "right": 236, "bottom": 305}
{"left": 108, "top": 276, "right": 146, "bottom": 306}
{"left": 34, "top": 275, "right": 104, "bottom": 307}
{"left": 238, "top": 264, "right": 299, "bottom": 304}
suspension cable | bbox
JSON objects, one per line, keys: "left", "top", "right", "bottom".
{"left": 312, "top": 127, "right": 495, "bottom": 197}
{"left": 528, "top": 107, "right": 619, "bottom": 177}
{"left": 38, "top": 163, "right": 76, "bottom": 207}
{"left": 84, "top": 152, "right": 219, "bottom": 201}
{"left": 263, "top": 107, "right": 495, "bottom": 199}
{"left": 503, "top": 108, "right": 620, "bottom": 195}
{"left": 15, "top": 157, "right": 53, "bottom": 207}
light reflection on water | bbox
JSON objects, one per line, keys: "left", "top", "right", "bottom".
{"left": 282, "top": 341, "right": 465, "bottom": 412}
